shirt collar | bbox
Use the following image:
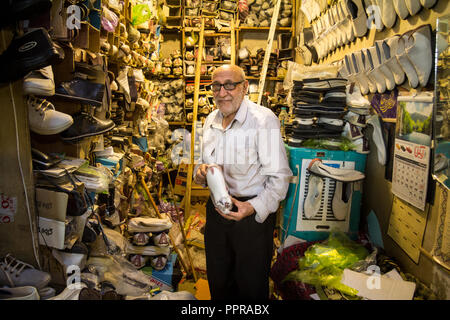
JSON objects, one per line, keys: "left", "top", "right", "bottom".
{"left": 211, "top": 98, "right": 249, "bottom": 130}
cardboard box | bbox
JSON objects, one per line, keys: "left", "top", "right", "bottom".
{"left": 145, "top": 253, "right": 178, "bottom": 292}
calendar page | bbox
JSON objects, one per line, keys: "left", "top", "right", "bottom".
{"left": 392, "top": 140, "right": 430, "bottom": 211}
{"left": 391, "top": 94, "right": 433, "bottom": 211}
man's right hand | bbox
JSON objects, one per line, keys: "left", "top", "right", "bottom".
{"left": 194, "top": 164, "right": 209, "bottom": 185}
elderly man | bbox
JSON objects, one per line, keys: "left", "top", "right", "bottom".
{"left": 194, "top": 65, "right": 292, "bottom": 300}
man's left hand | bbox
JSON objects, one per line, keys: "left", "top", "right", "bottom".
{"left": 215, "top": 197, "right": 255, "bottom": 221}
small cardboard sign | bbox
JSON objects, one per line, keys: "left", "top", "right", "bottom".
{"left": 0, "top": 193, "right": 17, "bottom": 224}
{"left": 38, "top": 217, "right": 65, "bottom": 250}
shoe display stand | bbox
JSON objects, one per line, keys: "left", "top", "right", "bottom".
{"left": 282, "top": 147, "right": 367, "bottom": 242}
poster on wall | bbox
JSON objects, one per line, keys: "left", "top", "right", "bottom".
{"left": 391, "top": 93, "right": 433, "bottom": 211}
{"left": 371, "top": 89, "right": 398, "bottom": 122}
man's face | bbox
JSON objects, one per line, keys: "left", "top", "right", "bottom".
{"left": 212, "top": 68, "right": 248, "bottom": 118}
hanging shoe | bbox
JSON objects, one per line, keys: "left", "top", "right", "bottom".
{"left": 393, "top": 0, "right": 410, "bottom": 19}
{"left": 373, "top": 41, "right": 397, "bottom": 91}
{"left": 381, "top": 36, "right": 406, "bottom": 86}
{"left": 308, "top": 158, "right": 365, "bottom": 182}
{"left": 27, "top": 96, "right": 74, "bottom": 135}
{"left": 404, "top": 24, "right": 433, "bottom": 87}
{"left": 303, "top": 175, "right": 324, "bottom": 219}
{"left": 351, "top": 52, "right": 372, "bottom": 95}
{"left": 420, "top": 0, "right": 438, "bottom": 8}
{"left": 405, "top": 0, "right": 422, "bottom": 16}
{"left": 395, "top": 33, "right": 420, "bottom": 88}
{"left": 377, "top": 0, "right": 397, "bottom": 29}
{"left": 365, "top": 47, "right": 388, "bottom": 93}
{"left": 332, "top": 181, "right": 353, "bottom": 220}
{"left": 346, "top": 0, "right": 368, "bottom": 38}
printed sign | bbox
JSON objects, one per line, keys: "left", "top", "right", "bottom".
{"left": 0, "top": 193, "right": 17, "bottom": 224}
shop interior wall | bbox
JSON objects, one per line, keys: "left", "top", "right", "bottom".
{"left": 295, "top": 1, "right": 450, "bottom": 297}
{"left": 0, "top": 29, "right": 41, "bottom": 268}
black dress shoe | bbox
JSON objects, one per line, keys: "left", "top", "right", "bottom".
{"left": 60, "top": 112, "right": 115, "bottom": 141}
{"left": 0, "top": 0, "right": 52, "bottom": 28}
{"left": 55, "top": 79, "right": 105, "bottom": 106}
{"left": 0, "top": 28, "right": 63, "bottom": 83}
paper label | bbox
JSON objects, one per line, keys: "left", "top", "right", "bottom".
{"left": 0, "top": 193, "right": 17, "bottom": 223}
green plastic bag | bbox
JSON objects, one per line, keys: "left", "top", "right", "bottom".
{"left": 132, "top": 4, "right": 153, "bottom": 26}
{"left": 283, "top": 232, "right": 369, "bottom": 296}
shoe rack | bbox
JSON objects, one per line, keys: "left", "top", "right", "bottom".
{"left": 158, "top": 0, "right": 297, "bottom": 128}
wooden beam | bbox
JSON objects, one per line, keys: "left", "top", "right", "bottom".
{"left": 185, "top": 18, "right": 205, "bottom": 221}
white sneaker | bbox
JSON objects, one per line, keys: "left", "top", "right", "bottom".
{"left": 27, "top": 97, "right": 74, "bottom": 135}
{"left": 332, "top": 181, "right": 353, "bottom": 220}
{"left": 0, "top": 254, "right": 51, "bottom": 290}
{"left": 303, "top": 175, "right": 324, "bottom": 219}
{"left": 0, "top": 286, "right": 40, "bottom": 300}
{"left": 23, "top": 66, "right": 55, "bottom": 96}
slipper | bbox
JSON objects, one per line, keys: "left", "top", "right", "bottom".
{"left": 303, "top": 175, "right": 324, "bottom": 219}
{"left": 332, "top": 181, "right": 353, "bottom": 220}
{"left": 308, "top": 158, "right": 365, "bottom": 182}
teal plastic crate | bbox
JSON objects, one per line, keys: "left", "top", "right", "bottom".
{"left": 282, "top": 146, "right": 367, "bottom": 242}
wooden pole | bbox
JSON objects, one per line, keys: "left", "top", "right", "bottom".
{"left": 185, "top": 18, "right": 205, "bottom": 225}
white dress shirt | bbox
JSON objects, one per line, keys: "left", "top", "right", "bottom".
{"left": 194, "top": 97, "right": 293, "bottom": 223}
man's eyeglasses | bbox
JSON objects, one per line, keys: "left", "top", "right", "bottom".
{"left": 211, "top": 81, "right": 244, "bottom": 92}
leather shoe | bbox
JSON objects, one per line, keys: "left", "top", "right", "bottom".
{"left": 55, "top": 79, "right": 105, "bottom": 106}
{"left": 60, "top": 112, "right": 115, "bottom": 141}
{"left": 0, "top": 28, "right": 63, "bottom": 83}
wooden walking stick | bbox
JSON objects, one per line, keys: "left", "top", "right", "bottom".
{"left": 166, "top": 171, "right": 198, "bottom": 282}
{"left": 140, "top": 176, "right": 198, "bottom": 281}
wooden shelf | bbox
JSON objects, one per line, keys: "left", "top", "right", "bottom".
{"left": 168, "top": 122, "right": 192, "bottom": 125}
{"left": 246, "top": 76, "right": 285, "bottom": 81}
{"left": 238, "top": 27, "right": 292, "bottom": 31}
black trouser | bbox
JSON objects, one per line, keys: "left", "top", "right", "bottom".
{"left": 204, "top": 196, "right": 276, "bottom": 300}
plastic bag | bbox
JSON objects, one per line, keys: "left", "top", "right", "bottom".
{"left": 101, "top": 6, "right": 119, "bottom": 32}
{"left": 131, "top": 4, "right": 153, "bottom": 26}
{"left": 86, "top": 254, "right": 154, "bottom": 296}
{"left": 89, "top": 227, "right": 129, "bottom": 257}
{"left": 283, "top": 232, "right": 369, "bottom": 296}
{"left": 74, "top": 164, "right": 113, "bottom": 193}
